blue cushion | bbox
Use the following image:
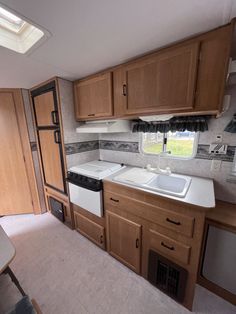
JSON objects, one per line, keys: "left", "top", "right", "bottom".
{"left": 6, "top": 296, "right": 36, "bottom": 314}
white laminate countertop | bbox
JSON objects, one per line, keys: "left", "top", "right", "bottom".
{"left": 0, "top": 225, "right": 15, "bottom": 273}
{"left": 104, "top": 166, "right": 215, "bottom": 209}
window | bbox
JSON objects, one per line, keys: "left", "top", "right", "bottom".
{"left": 141, "top": 131, "right": 198, "bottom": 159}
{"left": 0, "top": 5, "right": 50, "bottom": 54}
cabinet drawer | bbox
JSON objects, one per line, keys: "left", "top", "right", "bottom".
{"left": 149, "top": 229, "right": 191, "bottom": 265}
{"left": 104, "top": 191, "right": 194, "bottom": 237}
{"left": 74, "top": 211, "right": 105, "bottom": 249}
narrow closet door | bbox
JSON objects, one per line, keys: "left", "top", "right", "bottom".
{"left": 0, "top": 90, "right": 34, "bottom": 215}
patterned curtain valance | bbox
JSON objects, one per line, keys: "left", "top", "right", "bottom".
{"left": 132, "top": 116, "right": 209, "bottom": 133}
{"left": 224, "top": 114, "right": 236, "bottom": 133}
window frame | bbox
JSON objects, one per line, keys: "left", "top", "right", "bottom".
{"left": 139, "top": 131, "right": 199, "bottom": 160}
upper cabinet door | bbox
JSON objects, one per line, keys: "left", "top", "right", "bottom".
{"left": 194, "top": 24, "right": 233, "bottom": 114}
{"left": 74, "top": 72, "right": 113, "bottom": 120}
{"left": 33, "top": 88, "right": 59, "bottom": 127}
{"left": 114, "top": 42, "right": 199, "bottom": 116}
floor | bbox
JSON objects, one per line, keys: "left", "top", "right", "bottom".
{"left": 0, "top": 214, "right": 235, "bottom": 314}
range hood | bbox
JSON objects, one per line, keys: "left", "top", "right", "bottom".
{"left": 139, "top": 114, "right": 173, "bottom": 122}
{"left": 76, "top": 119, "right": 131, "bottom": 133}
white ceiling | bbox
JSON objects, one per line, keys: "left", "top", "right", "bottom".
{"left": 0, "top": 0, "right": 236, "bottom": 88}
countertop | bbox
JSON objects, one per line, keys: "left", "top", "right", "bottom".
{"left": 206, "top": 200, "right": 236, "bottom": 229}
{"left": 104, "top": 166, "right": 215, "bottom": 209}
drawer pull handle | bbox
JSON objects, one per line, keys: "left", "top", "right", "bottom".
{"left": 88, "top": 114, "right": 95, "bottom": 117}
{"left": 166, "top": 217, "right": 181, "bottom": 226}
{"left": 100, "top": 235, "right": 103, "bottom": 244}
{"left": 136, "top": 238, "right": 139, "bottom": 248}
{"left": 161, "top": 241, "right": 175, "bottom": 251}
{"left": 110, "top": 197, "right": 119, "bottom": 203}
{"left": 122, "top": 84, "right": 127, "bottom": 96}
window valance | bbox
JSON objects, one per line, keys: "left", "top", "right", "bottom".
{"left": 132, "top": 116, "right": 209, "bottom": 133}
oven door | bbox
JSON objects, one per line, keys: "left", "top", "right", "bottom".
{"left": 68, "top": 182, "right": 103, "bottom": 217}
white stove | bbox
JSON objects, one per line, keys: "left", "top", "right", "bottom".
{"left": 67, "top": 160, "right": 124, "bottom": 217}
{"left": 69, "top": 160, "right": 123, "bottom": 180}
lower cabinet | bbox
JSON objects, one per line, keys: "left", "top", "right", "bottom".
{"left": 74, "top": 211, "right": 105, "bottom": 250}
{"left": 106, "top": 211, "right": 142, "bottom": 273}
{"left": 103, "top": 181, "right": 206, "bottom": 311}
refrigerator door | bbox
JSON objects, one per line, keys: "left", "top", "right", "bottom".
{"left": 202, "top": 225, "right": 236, "bottom": 294}
{"left": 38, "top": 129, "right": 66, "bottom": 193}
{"left": 32, "top": 81, "right": 59, "bottom": 128}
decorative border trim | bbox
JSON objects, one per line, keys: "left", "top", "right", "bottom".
{"left": 196, "top": 144, "right": 236, "bottom": 162}
{"left": 64, "top": 139, "right": 235, "bottom": 162}
{"left": 99, "top": 140, "right": 139, "bottom": 153}
{"left": 65, "top": 140, "right": 99, "bottom": 155}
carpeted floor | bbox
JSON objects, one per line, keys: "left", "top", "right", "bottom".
{"left": 0, "top": 213, "right": 235, "bottom": 314}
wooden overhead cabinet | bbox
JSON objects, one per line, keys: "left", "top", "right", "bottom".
{"left": 74, "top": 72, "right": 113, "bottom": 120}
{"left": 73, "top": 21, "right": 234, "bottom": 120}
{"left": 114, "top": 42, "right": 199, "bottom": 116}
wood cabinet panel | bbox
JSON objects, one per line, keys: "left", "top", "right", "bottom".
{"left": 104, "top": 190, "right": 195, "bottom": 237}
{"left": 38, "top": 130, "right": 64, "bottom": 192}
{"left": 33, "top": 91, "right": 58, "bottom": 127}
{"left": 114, "top": 42, "right": 199, "bottom": 116}
{"left": 106, "top": 211, "right": 141, "bottom": 273}
{"left": 149, "top": 229, "right": 191, "bottom": 265}
{"left": 194, "top": 24, "right": 233, "bottom": 113}
{"left": 74, "top": 211, "right": 105, "bottom": 249}
{"left": 74, "top": 72, "right": 113, "bottom": 120}
{"left": 0, "top": 90, "right": 34, "bottom": 215}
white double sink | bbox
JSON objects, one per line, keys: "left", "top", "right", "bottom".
{"left": 114, "top": 168, "right": 192, "bottom": 198}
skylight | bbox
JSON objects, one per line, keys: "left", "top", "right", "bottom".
{"left": 0, "top": 6, "right": 49, "bottom": 54}
{"left": 0, "top": 7, "right": 25, "bottom": 33}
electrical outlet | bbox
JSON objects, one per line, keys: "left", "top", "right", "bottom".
{"left": 211, "top": 159, "right": 222, "bottom": 172}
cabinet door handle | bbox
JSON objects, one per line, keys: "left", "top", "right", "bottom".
{"left": 161, "top": 241, "right": 175, "bottom": 251}
{"left": 136, "top": 238, "right": 139, "bottom": 248}
{"left": 88, "top": 114, "right": 95, "bottom": 117}
{"left": 122, "top": 84, "right": 127, "bottom": 96}
{"left": 110, "top": 197, "right": 119, "bottom": 203}
{"left": 166, "top": 217, "right": 181, "bottom": 226}
{"left": 100, "top": 235, "right": 103, "bottom": 244}
{"left": 51, "top": 110, "right": 59, "bottom": 125}
{"left": 54, "top": 130, "right": 61, "bottom": 144}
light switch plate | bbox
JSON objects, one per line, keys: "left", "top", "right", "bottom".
{"left": 211, "top": 159, "right": 222, "bottom": 172}
{"left": 209, "top": 143, "right": 228, "bottom": 155}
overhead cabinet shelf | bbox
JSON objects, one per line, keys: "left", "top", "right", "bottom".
{"left": 74, "top": 20, "right": 235, "bottom": 121}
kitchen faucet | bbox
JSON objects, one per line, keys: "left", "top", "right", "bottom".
{"left": 146, "top": 151, "right": 171, "bottom": 175}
